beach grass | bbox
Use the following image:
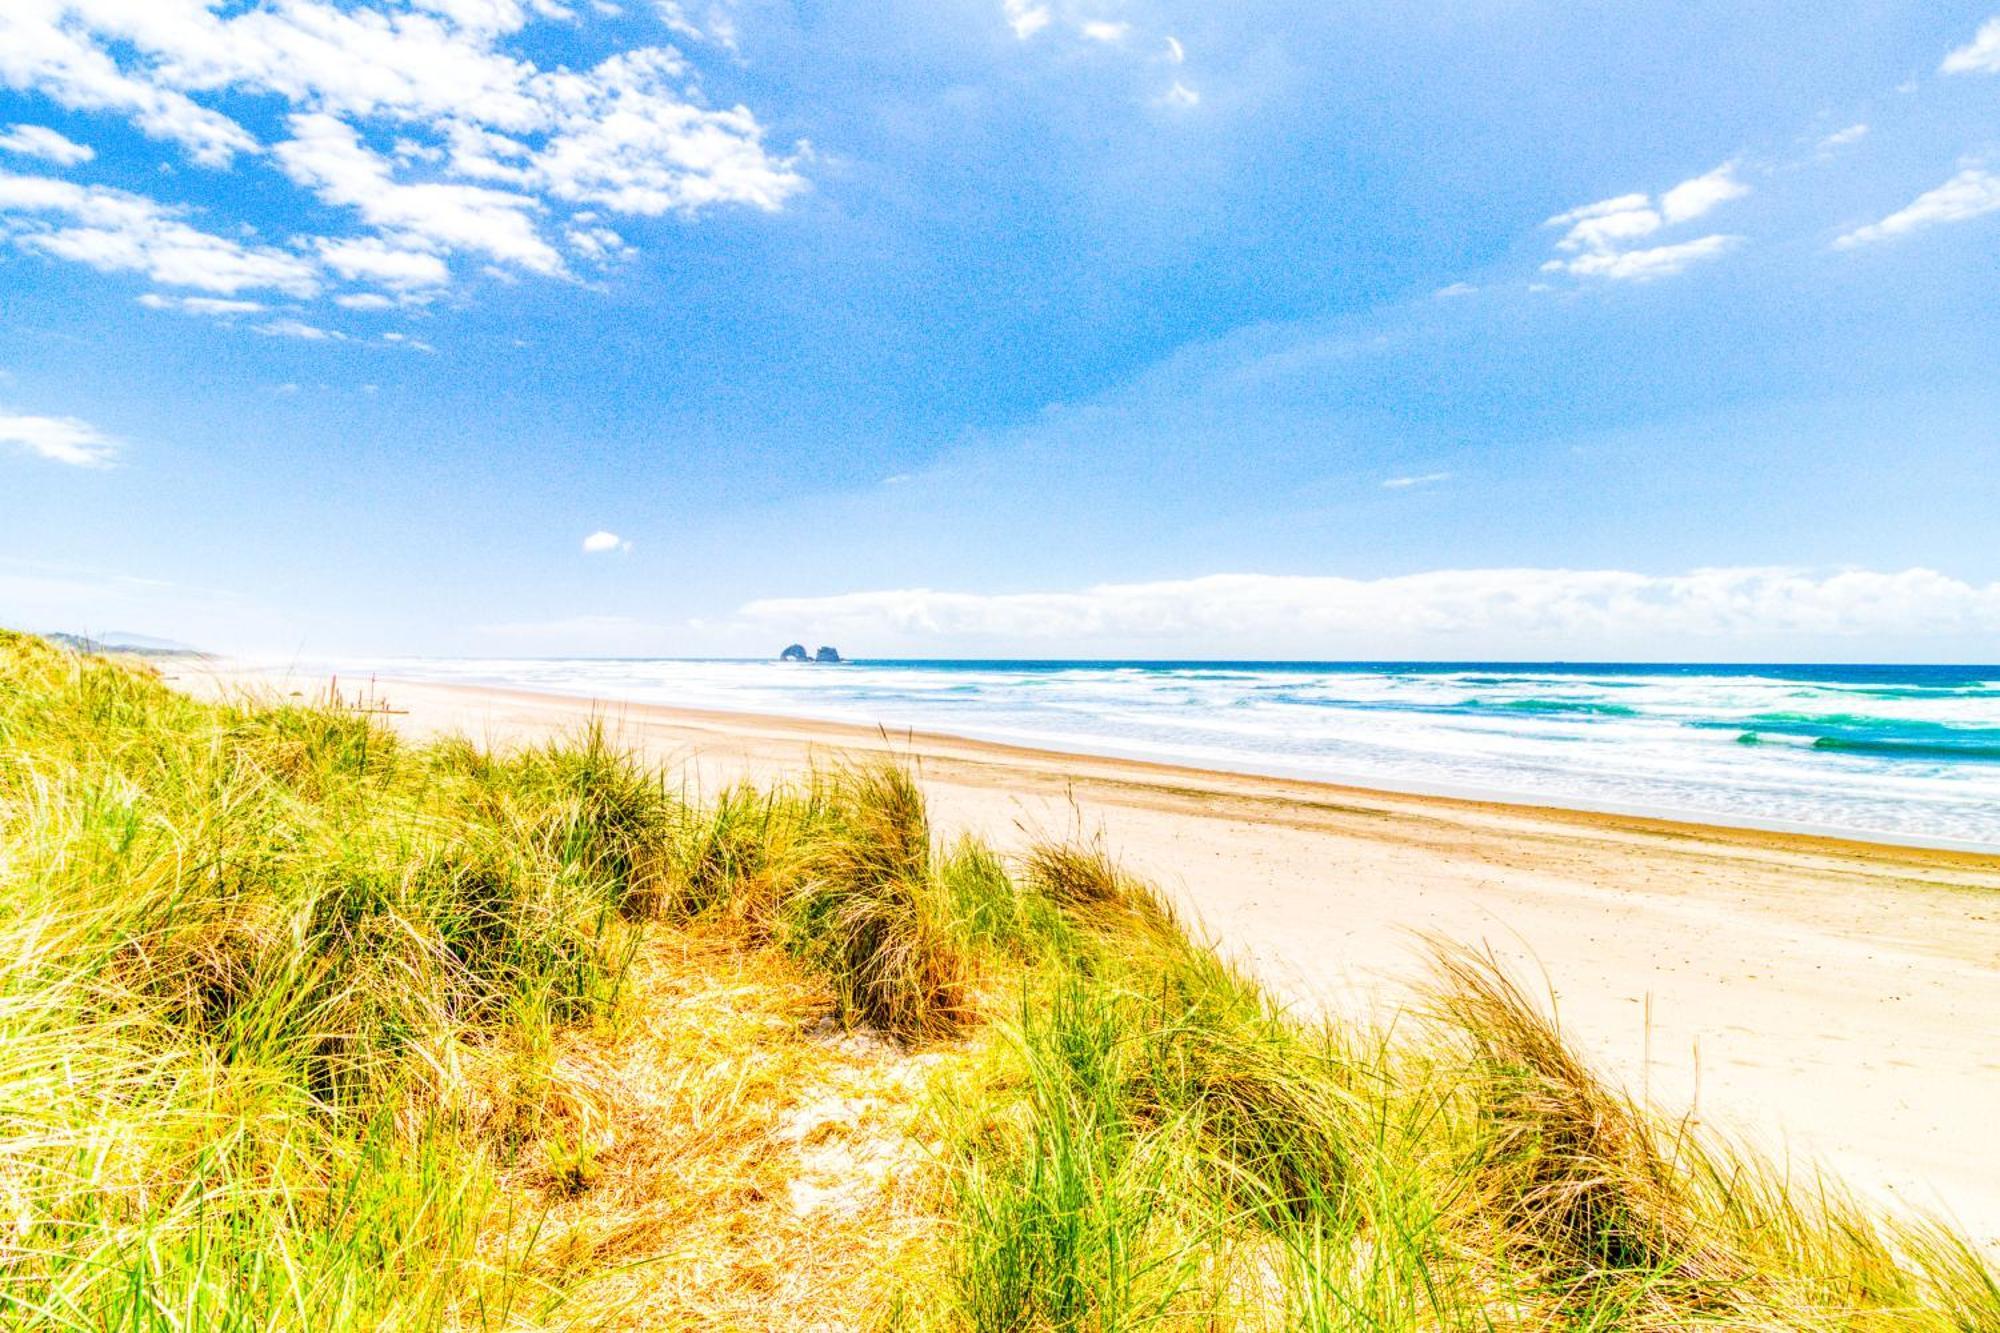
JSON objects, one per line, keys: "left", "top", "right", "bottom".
{"left": 0, "top": 627, "right": 1992, "bottom": 1329}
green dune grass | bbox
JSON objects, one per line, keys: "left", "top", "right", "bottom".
{"left": 0, "top": 628, "right": 1992, "bottom": 1330}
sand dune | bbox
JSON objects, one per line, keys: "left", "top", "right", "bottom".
{"left": 170, "top": 663, "right": 2000, "bottom": 1250}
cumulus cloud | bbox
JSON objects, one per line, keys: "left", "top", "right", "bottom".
{"left": 1541, "top": 164, "right": 1747, "bottom": 282}
{"left": 275, "top": 113, "right": 565, "bottom": 275}
{"left": 1080, "top": 20, "right": 1129, "bottom": 42}
{"left": 0, "top": 123, "right": 95, "bottom": 166}
{"left": 733, "top": 568, "right": 2000, "bottom": 655}
{"left": 0, "top": 169, "right": 322, "bottom": 295}
{"left": 1818, "top": 123, "right": 1868, "bottom": 151}
{"left": 582, "top": 529, "right": 632, "bottom": 553}
{"left": 0, "top": 410, "right": 120, "bottom": 467}
{"left": 1834, "top": 167, "right": 2000, "bottom": 248}
{"left": 0, "top": 8, "right": 258, "bottom": 166}
{"left": 1942, "top": 17, "right": 2000, "bottom": 74}
{"left": 315, "top": 235, "right": 453, "bottom": 291}
{"left": 0, "top": 0, "right": 804, "bottom": 304}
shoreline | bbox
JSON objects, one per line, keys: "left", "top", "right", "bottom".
{"left": 303, "top": 668, "right": 2000, "bottom": 865}
{"left": 169, "top": 662, "right": 2000, "bottom": 1248}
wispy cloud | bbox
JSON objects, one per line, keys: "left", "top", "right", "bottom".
{"left": 255, "top": 319, "right": 345, "bottom": 342}
{"left": 1382, "top": 471, "right": 1452, "bottom": 490}
{"left": 582, "top": 530, "right": 633, "bottom": 553}
{"left": 1834, "top": 167, "right": 2000, "bottom": 248}
{"left": 1002, "top": 0, "right": 1052, "bottom": 40}
{"left": 1551, "top": 234, "right": 1740, "bottom": 281}
{"left": 0, "top": 411, "right": 120, "bottom": 468}
{"left": 1941, "top": 17, "right": 2000, "bottom": 74}
{"left": 1540, "top": 163, "right": 1747, "bottom": 282}
{"left": 1817, "top": 123, "right": 1869, "bottom": 151}
{"left": 137, "top": 293, "right": 266, "bottom": 318}
{"left": 998, "top": 2, "right": 1195, "bottom": 105}
{"left": 0, "top": 124, "right": 95, "bottom": 167}
{"left": 0, "top": 170, "right": 322, "bottom": 296}
{"left": 1659, "top": 162, "right": 1751, "bottom": 225}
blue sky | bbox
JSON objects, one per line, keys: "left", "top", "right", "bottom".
{"left": 2, "top": 1, "right": 1998, "bottom": 660}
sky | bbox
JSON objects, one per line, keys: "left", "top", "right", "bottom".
{"left": 2, "top": 0, "right": 1999, "bottom": 661}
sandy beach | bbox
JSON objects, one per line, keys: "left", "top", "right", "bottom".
{"left": 171, "top": 663, "right": 2000, "bottom": 1250}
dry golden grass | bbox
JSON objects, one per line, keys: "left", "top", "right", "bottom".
{"left": 470, "top": 924, "right": 965, "bottom": 1330}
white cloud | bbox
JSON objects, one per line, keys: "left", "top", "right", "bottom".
{"left": 1382, "top": 471, "right": 1452, "bottom": 489}
{"left": 0, "top": 410, "right": 119, "bottom": 467}
{"left": 275, "top": 113, "right": 564, "bottom": 275}
{"left": 137, "top": 292, "right": 265, "bottom": 317}
{"left": 734, "top": 568, "right": 2000, "bottom": 654}
{"left": 1544, "top": 234, "right": 1740, "bottom": 282}
{"left": 334, "top": 292, "right": 399, "bottom": 310}
{"left": 0, "top": 0, "right": 803, "bottom": 303}
{"left": 1158, "top": 81, "right": 1200, "bottom": 108}
{"left": 530, "top": 49, "right": 805, "bottom": 217}
{"left": 1942, "top": 17, "right": 2000, "bottom": 74}
{"left": 255, "top": 318, "right": 343, "bottom": 341}
{"left": 1818, "top": 123, "right": 1869, "bottom": 150}
{"left": 315, "top": 235, "right": 452, "bottom": 291}
{"left": 1080, "top": 20, "right": 1130, "bottom": 42}
{"left": 1834, "top": 167, "right": 2000, "bottom": 248}
{"left": 652, "top": 1, "right": 738, "bottom": 52}
{"left": 1659, "top": 162, "right": 1750, "bottom": 225}
{"left": 1003, "top": 0, "right": 1052, "bottom": 39}
{"left": 1542, "top": 165, "right": 1748, "bottom": 282}
{"left": 0, "top": 7, "right": 258, "bottom": 166}
{"left": 0, "top": 169, "right": 322, "bottom": 295}
{"left": 582, "top": 529, "right": 632, "bottom": 553}
{"left": 1164, "top": 35, "right": 1185, "bottom": 63}
{"left": 0, "top": 123, "right": 95, "bottom": 166}
{"left": 1433, "top": 282, "right": 1477, "bottom": 298}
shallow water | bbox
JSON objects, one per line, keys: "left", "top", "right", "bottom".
{"left": 355, "top": 658, "right": 2000, "bottom": 849}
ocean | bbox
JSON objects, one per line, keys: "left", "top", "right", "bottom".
{"left": 362, "top": 658, "right": 2000, "bottom": 850}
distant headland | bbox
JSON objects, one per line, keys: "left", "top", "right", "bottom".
{"left": 780, "top": 643, "right": 842, "bottom": 663}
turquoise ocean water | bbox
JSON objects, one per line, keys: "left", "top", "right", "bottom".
{"left": 361, "top": 659, "right": 2000, "bottom": 850}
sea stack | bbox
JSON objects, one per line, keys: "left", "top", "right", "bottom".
{"left": 780, "top": 643, "right": 809, "bottom": 662}
{"left": 814, "top": 645, "right": 842, "bottom": 663}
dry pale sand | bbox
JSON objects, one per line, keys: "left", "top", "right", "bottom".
{"left": 170, "top": 664, "right": 2000, "bottom": 1249}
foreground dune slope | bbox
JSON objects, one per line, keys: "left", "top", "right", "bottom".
{"left": 4, "top": 637, "right": 1982, "bottom": 1327}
